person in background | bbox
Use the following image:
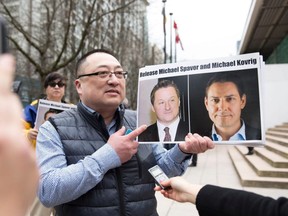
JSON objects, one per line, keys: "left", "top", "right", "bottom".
{"left": 23, "top": 73, "right": 66, "bottom": 216}
{"left": 23, "top": 72, "right": 67, "bottom": 148}
{"left": 155, "top": 176, "right": 288, "bottom": 216}
{"left": 0, "top": 54, "right": 39, "bottom": 216}
{"left": 27, "top": 108, "right": 62, "bottom": 216}
{"left": 204, "top": 73, "right": 260, "bottom": 155}
{"left": 36, "top": 49, "right": 215, "bottom": 216}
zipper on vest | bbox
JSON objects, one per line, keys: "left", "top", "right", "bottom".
{"left": 136, "top": 153, "right": 142, "bottom": 178}
{"left": 116, "top": 167, "right": 126, "bottom": 216}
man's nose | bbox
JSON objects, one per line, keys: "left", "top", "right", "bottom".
{"left": 165, "top": 102, "right": 171, "bottom": 110}
{"left": 217, "top": 99, "right": 227, "bottom": 110}
{"left": 108, "top": 73, "right": 120, "bottom": 83}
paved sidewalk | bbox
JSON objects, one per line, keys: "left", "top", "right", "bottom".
{"left": 156, "top": 145, "right": 288, "bottom": 216}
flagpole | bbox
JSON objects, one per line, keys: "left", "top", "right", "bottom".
{"left": 162, "top": 0, "right": 167, "bottom": 63}
{"left": 169, "top": 12, "right": 173, "bottom": 63}
{"left": 175, "top": 38, "right": 177, "bottom": 62}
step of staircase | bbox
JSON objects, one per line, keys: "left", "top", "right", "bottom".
{"left": 228, "top": 147, "right": 288, "bottom": 189}
{"left": 268, "top": 127, "right": 288, "bottom": 133}
{"left": 278, "top": 123, "right": 288, "bottom": 128}
{"left": 265, "top": 140, "right": 288, "bottom": 159}
{"left": 236, "top": 146, "right": 288, "bottom": 177}
{"left": 265, "top": 134, "right": 288, "bottom": 148}
{"left": 255, "top": 145, "right": 288, "bottom": 168}
{"left": 266, "top": 130, "right": 288, "bottom": 139}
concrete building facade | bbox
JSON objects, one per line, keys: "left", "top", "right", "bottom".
{"left": 238, "top": 0, "right": 288, "bottom": 129}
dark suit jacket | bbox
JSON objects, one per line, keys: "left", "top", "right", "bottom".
{"left": 245, "top": 124, "right": 261, "bottom": 140}
{"left": 138, "top": 119, "right": 189, "bottom": 142}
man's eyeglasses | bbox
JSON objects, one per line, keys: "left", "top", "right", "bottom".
{"left": 48, "top": 81, "right": 66, "bottom": 88}
{"left": 77, "top": 71, "right": 128, "bottom": 79}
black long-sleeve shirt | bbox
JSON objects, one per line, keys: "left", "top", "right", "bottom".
{"left": 196, "top": 185, "right": 288, "bottom": 216}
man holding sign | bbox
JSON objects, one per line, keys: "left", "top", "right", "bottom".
{"left": 36, "top": 49, "right": 214, "bottom": 216}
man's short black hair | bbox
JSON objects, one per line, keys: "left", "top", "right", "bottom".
{"left": 75, "top": 49, "right": 116, "bottom": 77}
{"left": 205, "top": 72, "right": 245, "bottom": 97}
{"left": 44, "top": 108, "right": 63, "bottom": 121}
{"left": 44, "top": 72, "right": 66, "bottom": 89}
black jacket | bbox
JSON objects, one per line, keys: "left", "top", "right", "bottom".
{"left": 196, "top": 184, "right": 288, "bottom": 216}
{"left": 245, "top": 124, "right": 261, "bottom": 140}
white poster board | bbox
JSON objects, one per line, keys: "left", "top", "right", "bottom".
{"left": 137, "top": 53, "right": 265, "bottom": 146}
{"left": 35, "top": 99, "right": 76, "bottom": 129}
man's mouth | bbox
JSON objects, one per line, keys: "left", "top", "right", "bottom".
{"left": 216, "top": 113, "right": 230, "bottom": 118}
{"left": 106, "top": 89, "right": 120, "bottom": 94}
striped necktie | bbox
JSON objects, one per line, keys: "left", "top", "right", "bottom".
{"left": 163, "top": 127, "right": 171, "bottom": 141}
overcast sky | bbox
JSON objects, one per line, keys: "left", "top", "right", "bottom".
{"left": 147, "top": 0, "right": 252, "bottom": 62}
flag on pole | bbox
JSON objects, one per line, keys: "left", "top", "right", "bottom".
{"left": 174, "top": 21, "right": 184, "bottom": 50}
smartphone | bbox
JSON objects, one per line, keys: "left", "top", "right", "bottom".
{"left": 0, "top": 16, "right": 9, "bottom": 54}
{"left": 148, "top": 165, "right": 171, "bottom": 190}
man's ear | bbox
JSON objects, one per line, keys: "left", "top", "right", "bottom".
{"left": 240, "top": 94, "right": 247, "bottom": 109}
{"left": 151, "top": 105, "right": 155, "bottom": 113}
{"left": 74, "top": 79, "right": 82, "bottom": 95}
{"left": 204, "top": 97, "right": 209, "bottom": 111}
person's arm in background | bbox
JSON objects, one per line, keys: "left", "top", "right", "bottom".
{"left": 0, "top": 54, "right": 39, "bottom": 216}
{"left": 23, "top": 104, "right": 38, "bottom": 148}
{"left": 23, "top": 127, "right": 38, "bottom": 149}
{"left": 155, "top": 177, "right": 288, "bottom": 216}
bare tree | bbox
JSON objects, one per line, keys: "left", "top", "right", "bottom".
{"left": 1, "top": 0, "right": 143, "bottom": 103}
{"left": 1, "top": 0, "right": 163, "bottom": 108}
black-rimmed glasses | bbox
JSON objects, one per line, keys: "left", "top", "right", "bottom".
{"left": 77, "top": 71, "right": 128, "bottom": 79}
